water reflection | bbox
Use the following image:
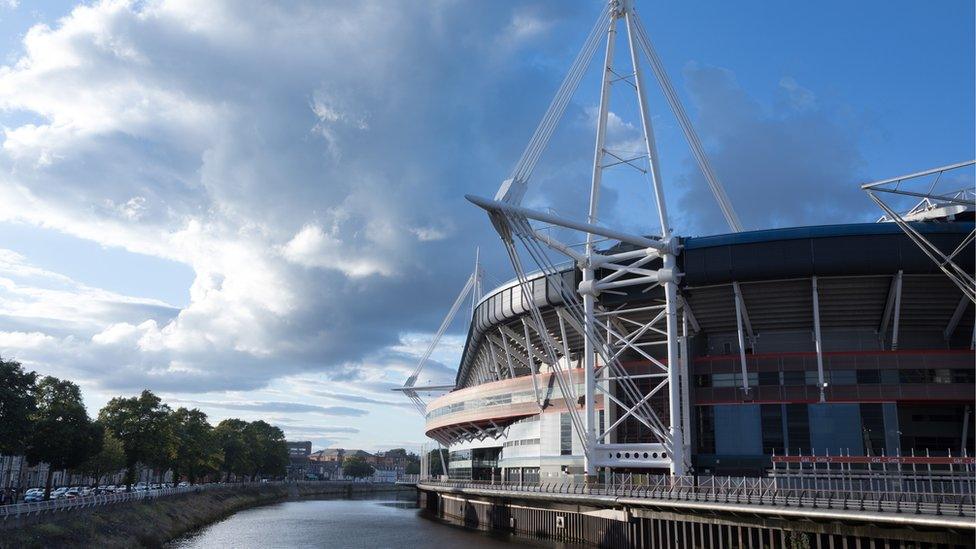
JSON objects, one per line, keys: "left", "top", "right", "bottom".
{"left": 169, "top": 492, "right": 571, "bottom": 548}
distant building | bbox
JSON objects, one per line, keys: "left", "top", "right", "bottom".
{"left": 286, "top": 441, "right": 312, "bottom": 479}
{"left": 311, "top": 448, "right": 344, "bottom": 462}
{"left": 287, "top": 441, "right": 312, "bottom": 457}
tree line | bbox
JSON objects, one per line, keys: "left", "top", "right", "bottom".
{"left": 1, "top": 357, "right": 289, "bottom": 500}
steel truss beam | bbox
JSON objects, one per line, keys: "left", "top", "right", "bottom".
{"left": 861, "top": 161, "right": 976, "bottom": 304}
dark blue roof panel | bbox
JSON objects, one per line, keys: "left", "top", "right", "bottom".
{"left": 683, "top": 222, "right": 973, "bottom": 250}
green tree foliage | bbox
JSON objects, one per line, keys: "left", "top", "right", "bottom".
{"left": 342, "top": 455, "right": 375, "bottom": 479}
{"left": 425, "top": 449, "right": 447, "bottom": 476}
{"left": 169, "top": 407, "right": 221, "bottom": 485}
{"left": 243, "top": 420, "right": 288, "bottom": 479}
{"left": 25, "top": 377, "right": 102, "bottom": 499}
{"left": 98, "top": 390, "right": 175, "bottom": 488}
{"left": 214, "top": 418, "right": 251, "bottom": 481}
{"left": 79, "top": 426, "right": 126, "bottom": 486}
{"left": 0, "top": 357, "right": 37, "bottom": 455}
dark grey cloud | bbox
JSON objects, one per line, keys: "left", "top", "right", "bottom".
{"left": 179, "top": 399, "right": 368, "bottom": 416}
{"left": 309, "top": 390, "right": 414, "bottom": 410}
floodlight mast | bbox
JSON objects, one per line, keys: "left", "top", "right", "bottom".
{"left": 470, "top": 0, "right": 745, "bottom": 477}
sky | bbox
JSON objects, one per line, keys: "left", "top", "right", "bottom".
{"left": 0, "top": 0, "right": 972, "bottom": 453}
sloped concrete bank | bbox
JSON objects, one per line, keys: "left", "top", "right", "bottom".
{"left": 1, "top": 483, "right": 413, "bottom": 549}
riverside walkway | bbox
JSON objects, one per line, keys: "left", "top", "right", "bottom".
{"left": 417, "top": 471, "right": 975, "bottom": 547}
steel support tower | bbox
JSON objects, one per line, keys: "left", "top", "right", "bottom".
{"left": 468, "top": 0, "right": 745, "bottom": 476}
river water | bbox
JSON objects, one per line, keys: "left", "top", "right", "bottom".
{"left": 168, "top": 492, "right": 572, "bottom": 548}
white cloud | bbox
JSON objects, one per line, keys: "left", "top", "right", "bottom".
{"left": 0, "top": 0, "right": 540, "bottom": 397}
{"left": 0, "top": 330, "right": 55, "bottom": 349}
{"left": 282, "top": 223, "right": 392, "bottom": 278}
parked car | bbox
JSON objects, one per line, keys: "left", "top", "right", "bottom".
{"left": 23, "top": 488, "right": 44, "bottom": 502}
{"left": 50, "top": 487, "right": 69, "bottom": 499}
{"left": 177, "top": 481, "right": 189, "bottom": 487}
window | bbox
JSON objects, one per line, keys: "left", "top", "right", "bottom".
{"left": 758, "top": 371, "right": 780, "bottom": 386}
{"left": 952, "top": 369, "right": 975, "bottom": 383}
{"left": 932, "top": 369, "right": 952, "bottom": 384}
{"left": 804, "top": 371, "right": 821, "bottom": 386}
{"left": 860, "top": 404, "right": 886, "bottom": 456}
{"left": 856, "top": 369, "right": 880, "bottom": 384}
{"left": 711, "top": 372, "right": 758, "bottom": 388}
{"left": 786, "top": 404, "right": 811, "bottom": 454}
{"left": 880, "top": 369, "right": 899, "bottom": 384}
{"left": 560, "top": 413, "right": 572, "bottom": 455}
{"left": 827, "top": 370, "right": 856, "bottom": 385}
{"left": 782, "top": 371, "right": 805, "bottom": 386}
{"left": 712, "top": 373, "right": 737, "bottom": 387}
{"left": 695, "top": 374, "right": 712, "bottom": 388}
{"left": 899, "top": 369, "right": 933, "bottom": 384}
{"left": 761, "top": 404, "right": 785, "bottom": 455}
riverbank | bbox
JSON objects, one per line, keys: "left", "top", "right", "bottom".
{"left": 1, "top": 482, "right": 413, "bottom": 549}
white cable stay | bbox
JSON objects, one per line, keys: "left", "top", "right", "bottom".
{"left": 397, "top": 251, "right": 483, "bottom": 416}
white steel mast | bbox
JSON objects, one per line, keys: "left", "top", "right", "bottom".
{"left": 469, "top": 0, "right": 744, "bottom": 477}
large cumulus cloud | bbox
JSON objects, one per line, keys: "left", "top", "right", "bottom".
{"left": 0, "top": 0, "right": 574, "bottom": 392}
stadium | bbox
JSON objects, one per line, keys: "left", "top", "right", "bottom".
{"left": 405, "top": 1, "right": 976, "bottom": 484}
{"left": 420, "top": 202, "right": 975, "bottom": 481}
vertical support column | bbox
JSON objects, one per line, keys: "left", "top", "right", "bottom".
{"left": 581, "top": 8, "right": 618, "bottom": 479}
{"left": 891, "top": 271, "right": 903, "bottom": 351}
{"left": 680, "top": 311, "right": 693, "bottom": 466}
{"left": 733, "top": 282, "right": 750, "bottom": 397}
{"left": 812, "top": 276, "right": 826, "bottom": 403}
{"left": 962, "top": 405, "right": 971, "bottom": 455}
{"left": 623, "top": 7, "right": 683, "bottom": 475}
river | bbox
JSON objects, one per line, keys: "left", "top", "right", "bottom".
{"left": 168, "top": 492, "right": 576, "bottom": 548}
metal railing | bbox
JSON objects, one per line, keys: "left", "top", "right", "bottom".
{"left": 419, "top": 474, "right": 976, "bottom": 519}
{"left": 0, "top": 482, "right": 279, "bottom": 522}
{"left": 0, "top": 478, "right": 415, "bottom": 523}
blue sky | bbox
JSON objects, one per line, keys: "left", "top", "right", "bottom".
{"left": 0, "top": 0, "right": 971, "bottom": 452}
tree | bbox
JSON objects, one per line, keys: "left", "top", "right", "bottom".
{"left": 243, "top": 420, "right": 288, "bottom": 480}
{"left": 425, "top": 449, "right": 447, "bottom": 476}
{"left": 79, "top": 426, "right": 125, "bottom": 486}
{"left": 342, "top": 455, "right": 374, "bottom": 479}
{"left": 98, "top": 390, "right": 175, "bottom": 488}
{"left": 169, "top": 408, "right": 221, "bottom": 485}
{"left": 405, "top": 461, "right": 420, "bottom": 475}
{"left": 0, "top": 357, "right": 37, "bottom": 456}
{"left": 214, "top": 419, "right": 251, "bottom": 482}
{"left": 25, "top": 377, "right": 102, "bottom": 500}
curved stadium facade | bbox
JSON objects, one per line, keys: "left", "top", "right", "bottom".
{"left": 425, "top": 221, "right": 976, "bottom": 481}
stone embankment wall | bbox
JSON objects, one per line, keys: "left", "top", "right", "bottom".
{"left": 1, "top": 482, "right": 412, "bottom": 548}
